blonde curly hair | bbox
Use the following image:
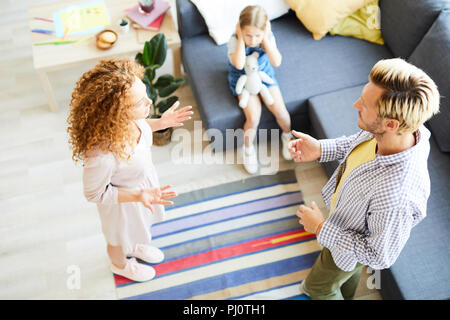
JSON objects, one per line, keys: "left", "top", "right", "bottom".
{"left": 67, "top": 58, "right": 145, "bottom": 163}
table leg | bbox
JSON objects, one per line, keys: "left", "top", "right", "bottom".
{"left": 172, "top": 46, "right": 182, "bottom": 78}
{"left": 37, "top": 70, "right": 58, "bottom": 112}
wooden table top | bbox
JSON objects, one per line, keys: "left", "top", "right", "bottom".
{"left": 28, "top": 0, "right": 180, "bottom": 72}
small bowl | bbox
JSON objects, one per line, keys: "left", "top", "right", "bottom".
{"left": 95, "top": 29, "right": 118, "bottom": 50}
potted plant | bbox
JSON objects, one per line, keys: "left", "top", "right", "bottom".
{"left": 138, "top": 0, "right": 155, "bottom": 14}
{"left": 135, "top": 33, "right": 185, "bottom": 146}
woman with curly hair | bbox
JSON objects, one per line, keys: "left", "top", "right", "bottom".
{"left": 67, "top": 58, "right": 193, "bottom": 282}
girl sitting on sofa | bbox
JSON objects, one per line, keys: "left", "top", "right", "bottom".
{"left": 228, "top": 5, "right": 293, "bottom": 174}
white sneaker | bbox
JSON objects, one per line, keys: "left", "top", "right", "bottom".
{"left": 281, "top": 132, "right": 293, "bottom": 160}
{"left": 243, "top": 146, "right": 259, "bottom": 175}
{"left": 110, "top": 257, "right": 155, "bottom": 282}
{"left": 130, "top": 244, "right": 165, "bottom": 264}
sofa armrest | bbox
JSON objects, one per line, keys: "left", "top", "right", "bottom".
{"left": 176, "top": 0, "right": 208, "bottom": 39}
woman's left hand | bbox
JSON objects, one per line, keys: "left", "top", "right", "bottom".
{"left": 139, "top": 185, "right": 177, "bottom": 214}
{"left": 160, "top": 101, "right": 193, "bottom": 128}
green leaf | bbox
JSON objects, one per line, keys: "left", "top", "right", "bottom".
{"left": 148, "top": 33, "right": 167, "bottom": 66}
{"left": 144, "top": 69, "right": 152, "bottom": 83}
{"left": 135, "top": 53, "right": 144, "bottom": 66}
{"left": 145, "top": 64, "right": 160, "bottom": 71}
{"left": 158, "top": 78, "right": 185, "bottom": 97}
{"left": 156, "top": 96, "right": 178, "bottom": 114}
{"left": 145, "top": 83, "right": 157, "bottom": 106}
{"left": 173, "top": 77, "right": 185, "bottom": 83}
{"left": 142, "top": 41, "right": 152, "bottom": 66}
{"left": 145, "top": 64, "right": 160, "bottom": 81}
{"left": 158, "top": 84, "right": 179, "bottom": 98}
{"left": 153, "top": 74, "right": 174, "bottom": 90}
{"left": 142, "top": 74, "right": 150, "bottom": 85}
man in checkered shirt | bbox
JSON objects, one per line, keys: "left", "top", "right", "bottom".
{"left": 287, "top": 58, "right": 440, "bottom": 300}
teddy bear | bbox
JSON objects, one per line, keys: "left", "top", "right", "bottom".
{"left": 235, "top": 51, "right": 274, "bottom": 109}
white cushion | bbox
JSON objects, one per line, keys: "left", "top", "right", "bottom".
{"left": 190, "top": 0, "right": 290, "bottom": 45}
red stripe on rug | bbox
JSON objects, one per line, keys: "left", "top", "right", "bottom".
{"left": 114, "top": 229, "right": 315, "bottom": 286}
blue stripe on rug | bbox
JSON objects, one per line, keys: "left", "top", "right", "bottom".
{"left": 157, "top": 226, "right": 302, "bottom": 264}
{"left": 122, "top": 250, "right": 321, "bottom": 300}
{"left": 164, "top": 180, "right": 298, "bottom": 212}
{"left": 285, "top": 294, "right": 311, "bottom": 300}
{"left": 230, "top": 281, "right": 302, "bottom": 300}
{"left": 153, "top": 191, "right": 302, "bottom": 230}
{"left": 152, "top": 200, "right": 302, "bottom": 239}
{"left": 158, "top": 215, "right": 299, "bottom": 251}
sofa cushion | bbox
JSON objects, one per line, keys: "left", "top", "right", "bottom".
{"left": 181, "top": 12, "right": 392, "bottom": 139}
{"left": 309, "top": 85, "right": 362, "bottom": 139}
{"left": 409, "top": 10, "right": 450, "bottom": 153}
{"left": 380, "top": 135, "right": 450, "bottom": 300}
{"left": 308, "top": 85, "right": 363, "bottom": 177}
{"left": 176, "top": 0, "right": 208, "bottom": 39}
{"left": 329, "top": 0, "right": 384, "bottom": 45}
{"left": 190, "top": 0, "right": 290, "bottom": 45}
{"left": 285, "top": 0, "right": 373, "bottom": 40}
{"left": 379, "top": 0, "right": 449, "bottom": 58}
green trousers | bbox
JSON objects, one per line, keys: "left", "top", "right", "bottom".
{"left": 303, "top": 247, "right": 365, "bottom": 300}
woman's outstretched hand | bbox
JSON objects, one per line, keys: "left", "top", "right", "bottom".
{"left": 160, "top": 101, "right": 193, "bottom": 129}
{"left": 139, "top": 185, "right": 177, "bottom": 214}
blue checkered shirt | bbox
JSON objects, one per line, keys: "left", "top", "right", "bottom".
{"left": 316, "top": 126, "right": 431, "bottom": 271}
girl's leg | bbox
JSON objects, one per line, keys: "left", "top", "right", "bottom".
{"left": 260, "top": 86, "right": 293, "bottom": 160}
{"left": 262, "top": 86, "right": 291, "bottom": 133}
{"left": 238, "top": 94, "right": 262, "bottom": 148}
{"left": 238, "top": 94, "right": 262, "bottom": 174}
{"left": 107, "top": 244, "right": 127, "bottom": 269}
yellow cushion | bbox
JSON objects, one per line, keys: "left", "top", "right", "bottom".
{"left": 285, "top": 0, "right": 373, "bottom": 40}
{"left": 329, "top": 0, "right": 384, "bottom": 45}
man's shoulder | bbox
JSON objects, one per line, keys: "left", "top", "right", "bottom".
{"left": 369, "top": 159, "right": 430, "bottom": 211}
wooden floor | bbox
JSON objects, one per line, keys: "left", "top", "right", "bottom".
{"left": 0, "top": 0, "right": 381, "bottom": 300}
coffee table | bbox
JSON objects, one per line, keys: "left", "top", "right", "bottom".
{"left": 28, "top": 0, "right": 181, "bottom": 112}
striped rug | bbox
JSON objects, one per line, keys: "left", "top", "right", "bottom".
{"left": 114, "top": 170, "right": 321, "bottom": 300}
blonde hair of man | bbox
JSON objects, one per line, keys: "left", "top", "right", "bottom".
{"left": 369, "top": 58, "right": 440, "bottom": 134}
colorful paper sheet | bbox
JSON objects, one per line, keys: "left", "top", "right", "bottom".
{"left": 53, "top": 0, "right": 111, "bottom": 38}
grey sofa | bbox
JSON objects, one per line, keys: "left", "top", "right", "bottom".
{"left": 176, "top": 0, "right": 450, "bottom": 300}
